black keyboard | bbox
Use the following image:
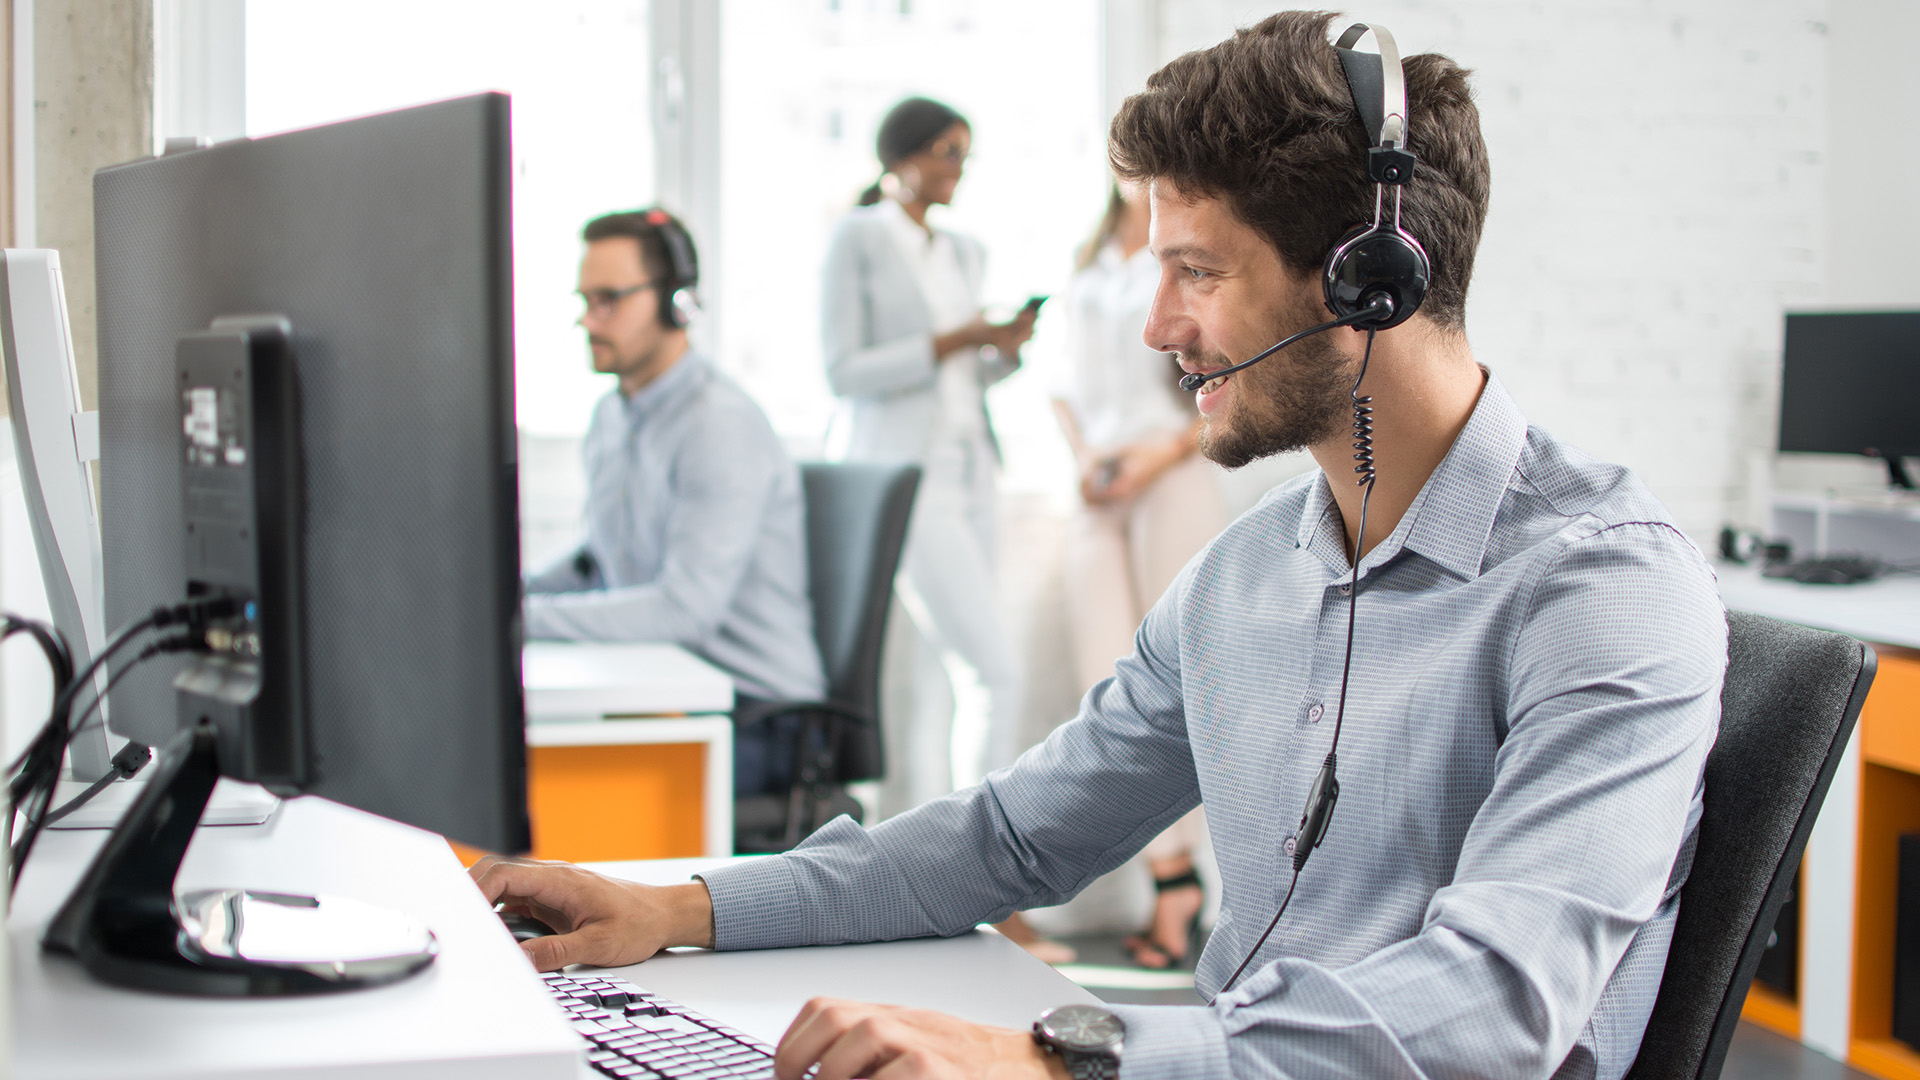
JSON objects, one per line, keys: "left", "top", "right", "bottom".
{"left": 544, "top": 971, "right": 777, "bottom": 1079}
{"left": 1763, "top": 555, "right": 1885, "bottom": 585}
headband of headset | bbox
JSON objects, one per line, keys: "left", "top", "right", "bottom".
{"left": 641, "top": 207, "right": 699, "bottom": 328}
{"left": 1333, "top": 23, "right": 1417, "bottom": 186}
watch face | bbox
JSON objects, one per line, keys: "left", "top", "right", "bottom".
{"left": 1038, "top": 1005, "right": 1124, "bottom": 1052}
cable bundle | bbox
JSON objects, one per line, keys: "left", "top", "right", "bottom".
{"left": 4, "top": 598, "right": 236, "bottom": 897}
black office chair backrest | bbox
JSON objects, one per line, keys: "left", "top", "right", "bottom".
{"left": 1625, "top": 610, "right": 1876, "bottom": 1080}
{"left": 799, "top": 461, "right": 920, "bottom": 772}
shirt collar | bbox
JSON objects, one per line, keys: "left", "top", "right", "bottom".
{"left": 1295, "top": 369, "right": 1528, "bottom": 582}
{"left": 621, "top": 350, "right": 709, "bottom": 423}
{"left": 878, "top": 198, "right": 936, "bottom": 248}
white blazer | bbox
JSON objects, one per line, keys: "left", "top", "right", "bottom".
{"left": 820, "top": 204, "right": 1018, "bottom": 463}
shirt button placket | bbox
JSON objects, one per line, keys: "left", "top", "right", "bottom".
{"left": 1306, "top": 703, "right": 1324, "bottom": 724}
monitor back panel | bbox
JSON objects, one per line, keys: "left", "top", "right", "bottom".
{"left": 94, "top": 95, "right": 528, "bottom": 851}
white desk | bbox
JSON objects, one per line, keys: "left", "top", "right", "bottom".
{"left": 522, "top": 643, "right": 737, "bottom": 859}
{"left": 12, "top": 798, "right": 579, "bottom": 1080}
{"left": 522, "top": 642, "right": 734, "bottom": 719}
{"left": 1715, "top": 563, "right": 1920, "bottom": 651}
{"left": 581, "top": 858, "right": 1102, "bottom": 1045}
{"left": 12, "top": 811, "right": 1095, "bottom": 1077}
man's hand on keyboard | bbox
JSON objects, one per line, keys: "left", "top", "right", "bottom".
{"left": 772, "top": 998, "right": 1070, "bottom": 1080}
{"left": 469, "top": 855, "right": 715, "bottom": 971}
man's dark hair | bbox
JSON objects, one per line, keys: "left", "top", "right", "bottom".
{"left": 1109, "top": 11, "right": 1489, "bottom": 331}
{"left": 581, "top": 208, "right": 698, "bottom": 289}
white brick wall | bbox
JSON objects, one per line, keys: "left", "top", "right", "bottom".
{"left": 1153, "top": 1, "right": 1834, "bottom": 540}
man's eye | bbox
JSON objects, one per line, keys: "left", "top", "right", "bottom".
{"left": 1184, "top": 266, "right": 1208, "bottom": 281}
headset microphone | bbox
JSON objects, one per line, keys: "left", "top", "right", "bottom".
{"left": 1177, "top": 296, "right": 1394, "bottom": 394}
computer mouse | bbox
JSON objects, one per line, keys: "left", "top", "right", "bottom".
{"left": 497, "top": 909, "right": 562, "bottom": 942}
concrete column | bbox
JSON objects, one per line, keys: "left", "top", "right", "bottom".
{"left": 35, "top": 0, "right": 153, "bottom": 411}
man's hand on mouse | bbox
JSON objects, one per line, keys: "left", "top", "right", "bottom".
{"left": 469, "top": 855, "right": 714, "bottom": 971}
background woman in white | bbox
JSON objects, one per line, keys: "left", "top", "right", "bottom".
{"left": 1051, "top": 181, "right": 1226, "bottom": 969}
{"left": 820, "top": 96, "right": 1066, "bottom": 962}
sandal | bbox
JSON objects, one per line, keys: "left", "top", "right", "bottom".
{"left": 1125, "top": 869, "right": 1203, "bottom": 969}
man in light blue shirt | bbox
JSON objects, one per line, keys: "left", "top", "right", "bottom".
{"left": 479, "top": 19, "right": 1724, "bottom": 1079}
{"left": 525, "top": 211, "right": 826, "bottom": 782}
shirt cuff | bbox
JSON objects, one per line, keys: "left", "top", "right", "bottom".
{"left": 696, "top": 855, "right": 807, "bottom": 951}
{"left": 1105, "top": 1003, "right": 1232, "bottom": 1080}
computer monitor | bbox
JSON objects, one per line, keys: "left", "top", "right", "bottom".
{"left": 1778, "top": 310, "right": 1920, "bottom": 489}
{"left": 40, "top": 94, "right": 529, "bottom": 995}
{"left": 0, "top": 249, "right": 113, "bottom": 780}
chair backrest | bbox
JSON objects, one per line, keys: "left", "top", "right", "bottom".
{"left": 1625, "top": 610, "right": 1876, "bottom": 1080}
{"left": 799, "top": 460, "right": 920, "bottom": 717}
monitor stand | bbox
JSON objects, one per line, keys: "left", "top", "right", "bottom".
{"left": 41, "top": 721, "right": 439, "bottom": 995}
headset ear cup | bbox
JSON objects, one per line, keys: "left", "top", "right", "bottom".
{"left": 1322, "top": 223, "right": 1431, "bottom": 329}
{"left": 668, "top": 287, "right": 699, "bottom": 329}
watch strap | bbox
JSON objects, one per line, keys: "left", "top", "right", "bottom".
{"left": 1060, "top": 1047, "right": 1121, "bottom": 1080}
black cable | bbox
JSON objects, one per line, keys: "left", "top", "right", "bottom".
{"left": 0, "top": 615, "right": 73, "bottom": 860}
{"left": 1215, "top": 328, "right": 1379, "bottom": 1001}
{"left": 36, "top": 742, "right": 152, "bottom": 829}
{"left": 26, "top": 634, "right": 189, "bottom": 832}
{"left": 9, "top": 599, "right": 231, "bottom": 895}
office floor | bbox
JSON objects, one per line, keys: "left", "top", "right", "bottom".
{"left": 1050, "top": 932, "right": 1873, "bottom": 1079}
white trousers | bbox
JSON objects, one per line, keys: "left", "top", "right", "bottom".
{"left": 1064, "top": 452, "right": 1226, "bottom": 862}
{"left": 880, "top": 435, "right": 1024, "bottom": 816}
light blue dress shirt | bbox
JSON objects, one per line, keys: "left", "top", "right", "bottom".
{"left": 523, "top": 353, "right": 826, "bottom": 703}
{"left": 698, "top": 373, "right": 1726, "bottom": 1079}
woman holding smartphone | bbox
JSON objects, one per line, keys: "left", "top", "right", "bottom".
{"left": 1050, "top": 180, "right": 1225, "bottom": 969}
{"left": 820, "top": 98, "right": 1037, "bottom": 822}
{"left": 821, "top": 96, "right": 1064, "bottom": 961}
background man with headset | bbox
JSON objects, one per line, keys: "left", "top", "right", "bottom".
{"left": 480, "top": 17, "right": 1724, "bottom": 1079}
{"left": 523, "top": 209, "right": 827, "bottom": 793}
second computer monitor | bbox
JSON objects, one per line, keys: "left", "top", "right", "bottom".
{"left": 1779, "top": 311, "right": 1920, "bottom": 487}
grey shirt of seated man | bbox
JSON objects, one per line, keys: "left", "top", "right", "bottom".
{"left": 523, "top": 350, "right": 826, "bottom": 704}
{"left": 697, "top": 372, "right": 1724, "bottom": 1080}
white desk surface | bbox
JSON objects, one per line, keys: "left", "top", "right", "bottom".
{"left": 523, "top": 641, "right": 734, "bottom": 720}
{"left": 12, "top": 797, "right": 579, "bottom": 1080}
{"left": 1715, "top": 562, "right": 1920, "bottom": 651}
{"left": 13, "top": 818, "right": 1097, "bottom": 1078}
{"left": 579, "top": 857, "right": 1102, "bottom": 1046}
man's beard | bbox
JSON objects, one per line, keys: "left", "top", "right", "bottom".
{"left": 1190, "top": 325, "right": 1354, "bottom": 470}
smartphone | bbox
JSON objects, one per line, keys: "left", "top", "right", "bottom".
{"left": 1021, "top": 295, "right": 1049, "bottom": 314}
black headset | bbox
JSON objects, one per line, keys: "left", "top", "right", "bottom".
{"left": 641, "top": 207, "right": 701, "bottom": 330}
{"left": 1321, "top": 22, "right": 1430, "bottom": 331}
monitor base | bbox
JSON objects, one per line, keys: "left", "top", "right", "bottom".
{"left": 41, "top": 721, "right": 437, "bottom": 996}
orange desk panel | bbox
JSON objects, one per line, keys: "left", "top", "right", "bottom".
{"left": 449, "top": 741, "right": 709, "bottom": 866}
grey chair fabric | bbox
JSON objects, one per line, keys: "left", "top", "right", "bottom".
{"left": 1624, "top": 610, "right": 1876, "bottom": 1080}
{"left": 733, "top": 462, "right": 919, "bottom": 852}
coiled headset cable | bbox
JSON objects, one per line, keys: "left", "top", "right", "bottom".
{"left": 1216, "top": 326, "right": 1379, "bottom": 999}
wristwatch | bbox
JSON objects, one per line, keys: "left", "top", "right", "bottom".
{"left": 1032, "top": 1004, "right": 1125, "bottom": 1079}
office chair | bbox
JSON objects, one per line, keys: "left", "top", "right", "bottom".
{"left": 733, "top": 462, "right": 920, "bottom": 853}
{"left": 1624, "top": 610, "right": 1877, "bottom": 1080}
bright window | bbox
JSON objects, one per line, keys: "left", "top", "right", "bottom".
{"left": 717, "top": 0, "right": 1104, "bottom": 493}
{"left": 245, "top": 1, "right": 653, "bottom": 438}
